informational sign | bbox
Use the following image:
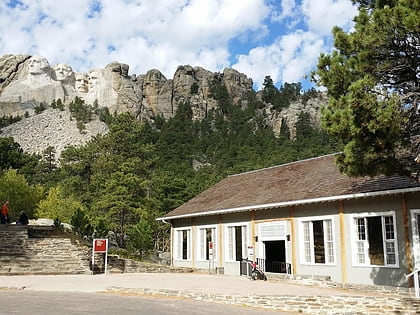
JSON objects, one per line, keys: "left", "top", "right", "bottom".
{"left": 94, "top": 239, "right": 108, "bottom": 252}
{"left": 247, "top": 245, "right": 254, "bottom": 258}
{"left": 92, "top": 238, "right": 108, "bottom": 275}
{"left": 208, "top": 241, "right": 214, "bottom": 273}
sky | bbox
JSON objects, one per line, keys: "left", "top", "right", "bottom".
{"left": 0, "top": 0, "right": 357, "bottom": 90}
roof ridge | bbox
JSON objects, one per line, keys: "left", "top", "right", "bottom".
{"left": 228, "top": 152, "right": 339, "bottom": 178}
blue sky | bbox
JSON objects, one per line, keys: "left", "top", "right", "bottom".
{"left": 0, "top": 0, "right": 357, "bottom": 90}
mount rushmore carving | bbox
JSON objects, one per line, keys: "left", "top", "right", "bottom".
{"left": 0, "top": 54, "right": 254, "bottom": 122}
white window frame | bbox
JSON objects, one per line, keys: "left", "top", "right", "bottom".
{"left": 197, "top": 225, "right": 217, "bottom": 261}
{"left": 350, "top": 211, "right": 399, "bottom": 268}
{"left": 411, "top": 209, "right": 420, "bottom": 269}
{"left": 298, "top": 215, "right": 336, "bottom": 265}
{"left": 174, "top": 228, "right": 192, "bottom": 261}
{"left": 225, "top": 222, "right": 249, "bottom": 262}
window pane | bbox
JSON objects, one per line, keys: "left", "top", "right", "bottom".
{"left": 325, "top": 220, "right": 334, "bottom": 263}
{"left": 357, "top": 218, "right": 366, "bottom": 240}
{"left": 200, "top": 229, "right": 205, "bottom": 260}
{"left": 385, "top": 241, "right": 396, "bottom": 265}
{"left": 384, "top": 216, "right": 394, "bottom": 240}
{"left": 313, "top": 220, "right": 325, "bottom": 264}
{"left": 303, "top": 222, "right": 311, "bottom": 262}
{"left": 357, "top": 242, "right": 365, "bottom": 264}
{"left": 417, "top": 214, "right": 420, "bottom": 238}
{"left": 228, "top": 227, "right": 234, "bottom": 261}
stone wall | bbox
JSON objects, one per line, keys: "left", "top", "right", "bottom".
{"left": 106, "top": 255, "right": 194, "bottom": 274}
{"left": 0, "top": 225, "right": 194, "bottom": 276}
{"left": 0, "top": 225, "right": 91, "bottom": 275}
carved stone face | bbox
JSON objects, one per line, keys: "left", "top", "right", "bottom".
{"left": 88, "top": 71, "right": 100, "bottom": 91}
{"left": 75, "top": 72, "right": 88, "bottom": 93}
{"left": 54, "top": 63, "right": 73, "bottom": 82}
{"left": 28, "top": 55, "right": 50, "bottom": 75}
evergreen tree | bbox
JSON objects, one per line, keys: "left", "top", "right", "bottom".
{"left": 315, "top": 0, "right": 420, "bottom": 179}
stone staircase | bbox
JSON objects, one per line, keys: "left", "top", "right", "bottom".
{"left": 0, "top": 225, "right": 91, "bottom": 275}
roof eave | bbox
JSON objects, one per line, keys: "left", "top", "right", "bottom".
{"left": 156, "top": 186, "right": 420, "bottom": 221}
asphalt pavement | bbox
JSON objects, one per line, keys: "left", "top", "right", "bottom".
{"left": 0, "top": 272, "right": 361, "bottom": 296}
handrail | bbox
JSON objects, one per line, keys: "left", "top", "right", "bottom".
{"left": 406, "top": 269, "right": 420, "bottom": 298}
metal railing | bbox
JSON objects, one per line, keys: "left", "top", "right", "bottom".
{"left": 240, "top": 258, "right": 292, "bottom": 275}
{"left": 406, "top": 269, "right": 420, "bottom": 298}
{"left": 240, "top": 259, "right": 253, "bottom": 276}
{"left": 257, "top": 258, "right": 291, "bottom": 274}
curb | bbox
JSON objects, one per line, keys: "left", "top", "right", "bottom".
{"left": 106, "top": 286, "right": 420, "bottom": 314}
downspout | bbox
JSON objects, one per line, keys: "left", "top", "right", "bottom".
{"left": 402, "top": 194, "right": 413, "bottom": 287}
{"left": 251, "top": 210, "right": 256, "bottom": 261}
{"left": 218, "top": 214, "right": 223, "bottom": 268}
{"left": 192, "top": 217, "right": 195, "bottom": 269}
{"left": 291, "top": 206, "right": 296, "bottom": 275}
{"left": 339, "top": 200, "right": 347, "bottom": 283}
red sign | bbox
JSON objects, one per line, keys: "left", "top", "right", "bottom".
{"left": 209, "top": 242, "right": 213, "bottom": 249}
{"left": 94, "top": 239, "right": 107, "bottom": 252}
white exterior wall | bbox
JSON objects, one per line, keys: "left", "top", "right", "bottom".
{"left": 168, "top": 191, "right": 420, "bottom": 287}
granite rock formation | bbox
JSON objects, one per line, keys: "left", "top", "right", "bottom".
{"left": 0, "top": 54, "right": 324, "bottom": 158}
{"left": 0, "top": 55, "right": 255, "bottom": 122}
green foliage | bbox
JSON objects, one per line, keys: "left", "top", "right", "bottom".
{"left": 210, "top": 78, "right": 233, "bottom": 116}
{"left": 0, "top": 169, "right": 43, "bottom": 221}
{"left": 56, "top": 99, "right": 64, "bottom": 111}
{"left": 314, "top": 0, "right": 419, "bottom": 179}
{"left": 127, "top": 218, "right": 154, "bottom": 258}
{"left": 0, "top": 115, "right": 21, "bottom": 128}
{"left": 190, "top": 82, "right": 199, "bottom": 94}
{"left": 96, "top": 106, "right": 113, "bottom": 125}
{"left": 60, "top": 113, "right": 158, "bottom": 247}
{"left": 262, "top": 76, "right": 278, "bottom": 104}
{"left": 69, "top": 96, "right": 95, "bottom": 131}
{"left": 0, "top": 137, "right": 37, "bottom": 171}
{"left": 1, "top": 79, "right": 338, "bottom": 254}
{"left": 34, "top": 103, "right": 46, "bottom": 114}
{"left": 262, "top": 76, "right": 302, "bottom": 110}
{"left": 53, "top": 218, "right": 63, "bottom": 231}
{"left": 301, "top": 88, "right": 320, "bottom": 105}
{"left": 36, "top": 186, "right": 84, "bottom": 223}
{"left": 71, "top": 208, "right": 94, "bottom": 239}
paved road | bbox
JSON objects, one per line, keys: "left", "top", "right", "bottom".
{"left": 0, "top": 272, "right": 370, "bottom": 314}
{"left": 0, "top": 272, "right": 359, "bottom": 296}
{"left": 0, "top": 291, "right": 288, "bottom": 315}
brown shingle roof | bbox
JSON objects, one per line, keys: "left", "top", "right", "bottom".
{"left": 160, "top": 154, "right": 420, "bottom": 219}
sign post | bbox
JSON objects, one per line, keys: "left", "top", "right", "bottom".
{"left": 208, "top": 241, "right": 214, "bottom": 274}
{"left": 92, "top": 238, "right": 108, "bottom": 275}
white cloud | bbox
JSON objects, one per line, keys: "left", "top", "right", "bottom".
{"left": 302, "top": 0, "right": 357, "bottom": 35}
{"left": 233, "top": 30, "right": 325, "bottom": 89}
{"left": 0, "top": 0, "right": 357, "bottom": 91}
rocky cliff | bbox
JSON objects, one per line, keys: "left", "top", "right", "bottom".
{"left": 0, "top": 54, "right": 325, "bottom": 157}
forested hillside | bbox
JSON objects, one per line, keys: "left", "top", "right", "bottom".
{"left": 0, "top": 78, "right": 342, "bottom": 257}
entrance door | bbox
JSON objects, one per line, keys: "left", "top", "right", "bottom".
{"left": 264, "top": 240, "right": 287, "bottom": 273}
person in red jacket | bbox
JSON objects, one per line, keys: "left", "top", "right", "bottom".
{"left": 1, "top": 200, "right": 9, "bottom": 224}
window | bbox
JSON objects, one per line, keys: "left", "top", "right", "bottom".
{"left": 352, "top": 213, "right": 398, "bottom": 267}
{"left": 175, "top": 228, "right": 191, "bottom": 260}
{"left": 300, "top": 217, "right": 335, "bottom": 264}
{"left": 198, "top": 226, "right": 217, "bottom": 260}
{"left": 226, "top": 224, "right": 248, "bottom": 261}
